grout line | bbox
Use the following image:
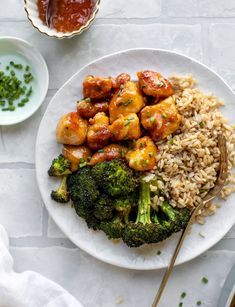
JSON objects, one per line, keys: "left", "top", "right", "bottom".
{"left": 42, "top": 204, "right": 49, "bottom": 237}
{"left": 10, "top": 236, "right": 77, "bottom": 248}
{"left": 0, "top": 162, "right": 35, "bottom": 169}
{"left": 1, "top": 16, "right": 235, "bottom": 24}
{"left": 0, "top": 126, "right": 4, "bottom": 150}
{"left": 201, "top": 23, "right": 210, "bottom": 65}
{"left": 160, "top": 0, "right": 168, "bottom": 17}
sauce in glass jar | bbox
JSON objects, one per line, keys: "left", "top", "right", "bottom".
{"left": 37, "top": 0, "right": 96, "bottom": 33}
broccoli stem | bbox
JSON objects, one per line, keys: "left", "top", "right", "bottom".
{"left": 136, "top": 180, "right": 151, "bottom": 224}
{"left": 161, "top": 201, "right": 177, "bottom": 220}
{"left": 124, "top": 212, "right": 129, "bottom": 224}
{"left": 51, "top": 176, "right": 69, "bottom": 203}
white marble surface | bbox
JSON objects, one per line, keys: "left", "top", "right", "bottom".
{"left": 0, "top": 1, "right": 235, "bottom": 306}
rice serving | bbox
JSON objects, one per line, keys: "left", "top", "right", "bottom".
{"left": 145, "top": 76, "right": 235, "bottom": 223}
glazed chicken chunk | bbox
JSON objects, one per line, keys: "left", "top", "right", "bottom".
{"left": 112, "top": 73, "right": 131, "bottom": 88}
{"left": 126, "top": 136, "right": 158, "bottom": 171}
{"left": 137, "top": 70, "right": 174, "bottom": 98}
{"left": 109, "top": 81, "right": 145, "bottom": 123}
{"left": 140, "top": 96, "right": 181, "bottom": 141}
{"left": 56, "top": 112, "right": 88, "bottom": 146}
{"left": 62, "top": 145, "right": 92, "bottom": 172}
{"left": 77, "top": 98, "right": 109, "bottom": 119}
{"left": 87, "top": 112, "right": 112, "bottom": 150}
{"left": 83, "top": 75, "right": 113, "bottom": 99}
{"left": 90, "top": 144, "right": 127, "bottom": 166}
{"left": 109, "top": 113, "right": 141, "bottom": 141}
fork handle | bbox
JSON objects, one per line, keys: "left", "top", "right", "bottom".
{"left": 152, "top": 209, "right": 198, "bottom": 307}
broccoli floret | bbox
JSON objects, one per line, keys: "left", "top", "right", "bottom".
{"left": 92, "top": 159, "right": 139, "bottom": 197}
{"left": 67, "top": 167, "right": 100, "bottom": 220}
{"left": 122, "top": 179, "right": 191, "bottom": 248}
{"left": 100, "top": 193, "right": 138, "bottom": 239}
{"left": 159, "top": 201, "right": 190, "bottom": 233}
{"left": 94, "top": 194, "right": 113, "bottom": 221}
{"left": 122, "top": 179, "right": 163, "bottom": 247}
{"left": 51, "top": 176, "right": 70, "bottom": 203}
{"left": 67, "top": 167, "right": 99, "bottom": 205}
{"left": 100, "top": 214, "right": 125, "bottom": 239}
{"left": 48, "top": 155, "right": 72, "bottom": 177}
{"left": 114, "top": 193, "right": 138, "bottom": 222}
{"left": 85, "top": 214, "right": 101, "bottom": 231}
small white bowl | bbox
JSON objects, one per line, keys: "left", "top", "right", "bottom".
{"left": 24, "top": 0, "right": 101, "bottom": 39}
{"left": 0, "top": 37, "right": 49, "bottom": 126}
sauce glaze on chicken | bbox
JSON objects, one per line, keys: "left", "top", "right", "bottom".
{"left": 56, "top": 71, "right": 181, "bottom": 172}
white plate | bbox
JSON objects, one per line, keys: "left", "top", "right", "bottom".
{"left": 35, "top": 49, "right": 235, "bottom": 270}
{"left": 0, "top": 37, "right": 49, "bottom": 125}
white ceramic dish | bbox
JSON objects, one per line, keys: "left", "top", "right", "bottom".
{"left": 0, "top": 37, "right": 49, "bottom": 126}
{"left": 24, "top": 0, "right": 100, "bottom": 39}
{"left": 35, "top": 49, "right": 235, "bottom": 270}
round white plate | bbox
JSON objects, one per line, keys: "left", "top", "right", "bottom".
{"left": 35, "top": 49, "right": 235, "bottom": 270}
{"left": 0, "top": 37, "right": 49, "bottom": 125}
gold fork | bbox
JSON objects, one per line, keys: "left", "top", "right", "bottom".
{"left": 152, "top": 134, "right": 228, "bottom": 307}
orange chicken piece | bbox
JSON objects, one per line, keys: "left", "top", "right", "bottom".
{"left": 140, "top": 96, "right": 181, "bottom": 141}
{"left": 77, "top": 98, "right": 109, "bottom": 119}
{"left": 137, "top": 70, "right": 174, "bottom": 98}
{"left": 109, "top": 81, "right": 145, "bottom": 123}
{"left": 87, "top": 112, "right": 112, "bottom": 150}
{"left": 62, "top": 145, "right": 92, "bottom": 172}
{"left": 109, "top": 113, "right": 141, "bottom": 141}
{"left": 90, "top": 144, "right": 127, "bottom": 166}
{"left": 56, "top": 112, "right": 88, "bottom": 145}
{"left": 126, "top": 136, "right": 158, "bottom": 171}
{"left": 83, "top": 76, "right": 113, "bottom": 99}
{"left": 112, "top": 73, "right": 131, "bottom": 88}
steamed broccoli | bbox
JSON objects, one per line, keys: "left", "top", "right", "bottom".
{"left": 67, "top": 167, "right": 99, "bottom": 210}
{"left": 122, "top": 179, "right": 163, "bottom": 247}
{"left": 92, "top": 159, "right": 139, "bottom": 197}
{"left": 48, "top": 155, "right": 72, "bottom": 177}
{"left": 122, "top": 179, "right": 191, "bottom": 248}
{"left": 114, "top": 193, "right": 138, "bottom": 223}
{"left": 159, "top": 201, "right": 190, "bottom": 233}
{"left": 94, "top": 194, "right": 113, "bottom": 221}
{"left": 67, "top": 167, "right": 101, "bottom": 230}
{"left": 100, "top": 214, "right": 125, "bottom": 239}
{"left": 51, "top": 176, "right": 70, "bottom": 203}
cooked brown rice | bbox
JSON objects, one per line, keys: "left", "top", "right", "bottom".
{"left": 144, "top": 76, "right": 235, "bottom": 222}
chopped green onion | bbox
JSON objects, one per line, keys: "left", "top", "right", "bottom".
{"left": 181, "top": 292, "right": 186, "bottom": 299}
{"left": 0, "top": 61, "right": 34, "bottom": 112}
{"left": 26, "top": 86, "right": 33, "bottom": 97}
{"left": 20, "top": 98, "right": 29, "bottom": 104}
{"left": 24, "top": 73, "right": 34, "bottom": 84}
{"left": 124, "top": 116, "right": 135, "bottom": 126}
{"left": 197, "top": 301, "right": 202, "bottom": 306}
{"left": 150, "top": 117, "right": 156, "bottom": 124}
{"left": 202, "top": 277, "right": 208, "bottom": 284}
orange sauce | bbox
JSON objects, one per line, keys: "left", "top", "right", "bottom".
{"left": 37, "top": 0, "right": 96, "bottom": 33}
